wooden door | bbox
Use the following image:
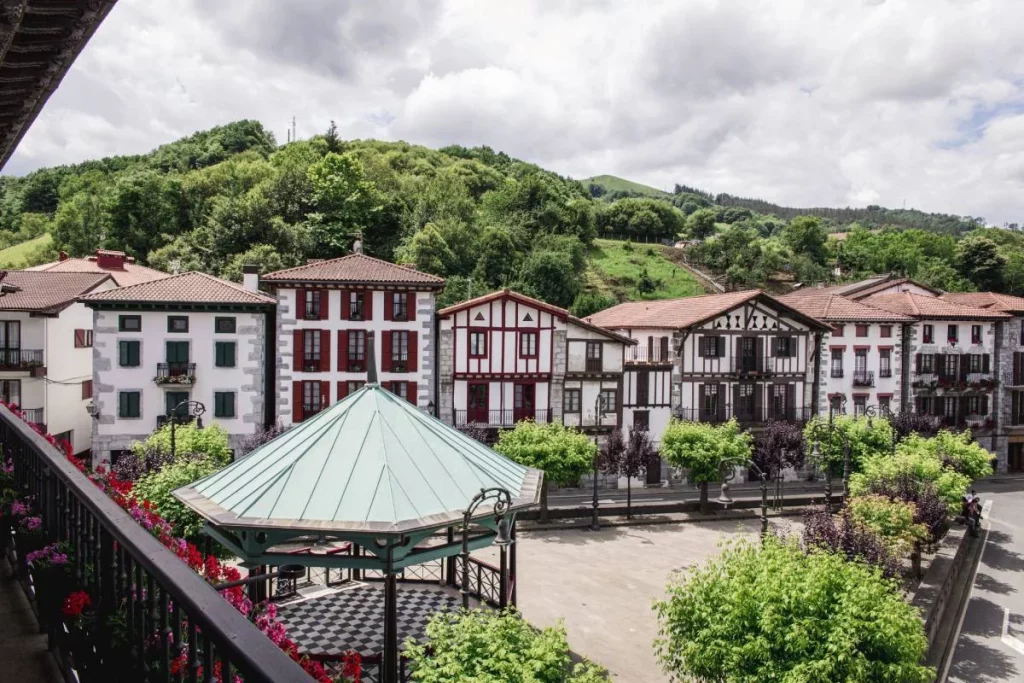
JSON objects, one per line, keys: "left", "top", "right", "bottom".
{"left": 635, "top": 370, "right": 650, "bottom": 407}
{"left": 467, "top": 383, "right": 489, "bottom": 424}
{"left": 514, "top": 383, "right": 535, "bottom": 422}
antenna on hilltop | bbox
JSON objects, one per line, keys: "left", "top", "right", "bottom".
{"left": 292, "top": 116, "right": 297, "bottom": 144}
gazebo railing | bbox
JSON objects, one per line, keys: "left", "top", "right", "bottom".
{"left": 0, "top": 405, "right": 312, "bottom": 683}
{"left": 452, "top": 555, "right": 504, "bottom": 608}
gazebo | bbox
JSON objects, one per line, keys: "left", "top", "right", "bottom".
{"left": 173, "top": 346, "right": 542, "bottom": 683}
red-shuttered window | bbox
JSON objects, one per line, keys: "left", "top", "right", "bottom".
{"left": 386, "top": 381, "right": 417, "bottom": 404}
{"left": 301, "top": 331, "right": 321, "bottom": 372}
{"left": 348, "top": 330, "right": 366, "bottom": 371}
{"left": 74, "top": 329, "right": 93, "bottom": 348}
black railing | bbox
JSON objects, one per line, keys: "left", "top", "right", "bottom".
{"left": 674, "top": 405, "right": 813, "bottom": 425}
{"left": 303, "top": 303, "right": 320, "bottom": 320}
{"left": 302, "top": 403, "right": 325, "bottom": 421}
{"left": 625, "top": 347, "right": 672, "bottom": 364}
{"left": 0, "top": 348, "right": 43, "bottom": 370}
{"left": 454, "top": 409, "right": 553, "bottom": 427}
{"left": 452, "top": 555, "right": 504, "bottom": 608}
{"left": 0, "top": 405, "right": 311, "bottom": 682}
{"left": 585, "top": 358, "right": 603, "bottom": 373}
{"left": 154, "top": 362, "right": 196, "bottom": 385}
{"left": 301, "top": 356, "right": 320, "bottom": 373}
{"left": 348, "top": 357, "right": 366, "bottom": 372}
{"left": 879, "top": 368, "right": 893, "bottom": 378}
{"left": 831, "top": 368, "right": 844, "bottom": 378}
{"left": 852, "top": 370, "right": 875, "bottom": 387}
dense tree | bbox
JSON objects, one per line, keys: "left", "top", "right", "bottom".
{"left": 781, "top": 215, "right": 829, "bottom": 266}
{"left": 654, "top": 537, "right": 932, "bottom": 683}
{"left": 104, "top": 170, "right": 180, "bottom": 257}
{"left": 956, "top": 235, "right": 1006, "bottom": 291}
{"left": 493, "top": 422, "right": 596, "bottom": 523}
{"left": 52, "top": 191, "right": 108, "bottom": 255}
{"left": 803, "top": 415, "right": 894, "bottom": 473}
{"left": 598, "top": 197, "right": 685, "bottom": 240}
{"left": 516, "top": 248, "right": 582, "bottom": 309}
{"left": 473, "top": 226, "right": 519, "bottom": 288}
{"left": 685, "top": 207, "right": 718, "bottom": 239}
{"left": 570, "top": 291, "right": 617, "bottom": 318}
{"left": 601, "top": 427, "right": 659, "bottom": 519}
{"left": 305, "top": 152, "right": 383, "bottom": 254}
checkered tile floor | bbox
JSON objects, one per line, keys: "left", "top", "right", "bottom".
{"left": 275, "top": 582, "right": 464, "bottom": 657}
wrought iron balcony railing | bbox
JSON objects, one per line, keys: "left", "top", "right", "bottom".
{"left": 155, "top": 362, "right": 196, "bottom": 385}
{"left": 673, "top": 405, "right": 813, "bottom": 425}
{"left": 454, "top": 408, "right": 553, "bottom": 428}
{"left": 852, "top": 370, "right": 875, "bottom": 387}
{"left": 0, "top": 405, "right": 311, "bottom": 682}
{"left": 0, "top": 348, "right": 43, "bottom": 370}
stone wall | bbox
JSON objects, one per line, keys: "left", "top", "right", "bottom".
{"left": 438, "top": 326, "right": 454, "bottom": 425}
{"left": 550, "top": 329, "right": 567, "bottom": 424}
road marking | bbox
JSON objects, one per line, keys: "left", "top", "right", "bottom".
{"left": 940, "top": 498, "right": 994, "bottom": 682}
{"left": 1002, "top": 609, "right": 1024, "bottom": 656}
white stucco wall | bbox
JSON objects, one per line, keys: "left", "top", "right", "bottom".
{"left": 818, "top": 321, "right": 904, "bottom": 414}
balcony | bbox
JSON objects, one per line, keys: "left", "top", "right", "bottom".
{"left": 831, "top": 368, "right": 844, "bottom": 378}
{"left": 879, "top": 368, "right": 893, "bottom": 378}
{"left": 154, "top": 362, "right": 196, "bottom": 386}
{"left": 454, "top": 408, "right": 553, "bottom": 428}
{"left": 674, "top": 406, "right": 812, "bottom": 426}
{"left": 852, "top": 370, "right": 875, "bottom": 387}
{"left": 585, "top": 357, "right": 603, "bottom": 373}
{"left": 20, "top": 407, "right": 43, "bottom": 427}
{"left": 301, "top": 356, "right": 321, "bottom": 373}
{"left": 625, "top": 346, "right": 672, "bottom": 364}
{"left": 0, "top": 348, "right": 44, "bottom": 373}
{"left": 301, "top": 403, "right": 326, "bottom": 421}
{"left": 729, "top": 356, "right": 775, "bottom": 376}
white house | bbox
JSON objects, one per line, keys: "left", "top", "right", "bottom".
{"left": 81, "top": 271, "right": 277, "bottom": 466}
{"left": 0, "top": 271, "right": 117, "bottom": 455}
{"left": 588, "top": 290, "right": 832, "bottom": 450}
{"left": 778, "top": 290, "right": 914, "bottom": 417}
{"left": 260, "top": 253, "right": 445, "bottom": 424}
{"left": 437, "top": 289, "right": 633, "bottom": 439}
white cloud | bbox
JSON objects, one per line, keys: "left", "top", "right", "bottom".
{"left": 4, "top": 0, "right": 1024, "bottom": 225}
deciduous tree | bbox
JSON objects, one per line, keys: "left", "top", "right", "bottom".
{"left": 661, "top": 419, "right": 752, "bottom": 514}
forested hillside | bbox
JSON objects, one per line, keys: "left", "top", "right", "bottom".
{"left": 0, "top": 120, "right": 1018, "bottom": 312}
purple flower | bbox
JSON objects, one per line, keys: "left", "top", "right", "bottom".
{"left": 20, "top": 516, "right": 42, "bottom": 532}
{"left": 10, "top": 500, "right": 28, "bottom": 516}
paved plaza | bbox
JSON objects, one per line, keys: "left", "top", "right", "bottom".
{"left": 481, "top": 516, "right": 799, "bottom": 682}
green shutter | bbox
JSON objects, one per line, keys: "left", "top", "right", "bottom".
{"left": 215, "top": 391, "right": 236, "bottom": 418}
{"left": 119, "top": 341, "right": 140, "bottom": 367}
{"left": 215, "top": 342, "right": 236, "bottom": 367}
{"left": 119, "top": 391, "right": 140, "bottom": 418}
{"left": 166, "top": 341, "right": 189, "bottom": 363}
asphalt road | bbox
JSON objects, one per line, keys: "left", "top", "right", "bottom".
{"left": 946, "top": 480, "right": 1024, "bottom": 682}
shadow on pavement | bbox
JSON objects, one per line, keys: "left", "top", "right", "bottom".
{"left": 959, "top": 596, "right": 1010, "bottom": 639}
{"left": 974, "top": 572, "right": 1017, "bottom": 596}
{"left": 981, "top": 531, "right": 1024, "bottom": 573}
{"left": 948, "top": 635, "right": 1018, "bottom": 682}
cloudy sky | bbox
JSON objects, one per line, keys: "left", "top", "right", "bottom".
{"left": 6, "top": 0, "right": 1024, "bottom": 225}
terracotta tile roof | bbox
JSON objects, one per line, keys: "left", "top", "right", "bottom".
{"left": 940, "top": 292, "right": 1024, "bottom": 314}
{"left": 27, "top": 255, "right": 169, "bottom": 287}
{"left": 777, "top": 291, "right": 914, "bottom": 322}
{"left": 862, "top": 292, "right": 1012, "bottom": 320}
{"left": 585, "top": 290, "right": 830, "bottom": 331}
{"left": 439, "top": 288, "right": 568, "bottom": 317}
{"left": 79, "top": 272, "right": 276, "bottom": 306}
{"left": 845, "top": 277, "right": 942, "bottom": 300}
{"left": 0, "top": 271, "right": 113, "bottom": 312}
{"left": 263, "top": 253, "right": 445, "bottom": 287}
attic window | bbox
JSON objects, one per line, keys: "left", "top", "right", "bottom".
{"left": 523, "top": 313, "right": 533, "bottom": 322}
{"left": 474, "top": 312, "right": 485, "bottom": 321}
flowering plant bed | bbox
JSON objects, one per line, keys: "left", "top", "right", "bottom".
{"left": 153, "top": 374, "right": 196, "bottom": 385}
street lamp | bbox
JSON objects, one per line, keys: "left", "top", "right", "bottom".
{"left": 591, "top": 394, "right": 606, "bottom": 531}
{"left": 167, "top": 399, "right": 206, "bottom": 461}
{"left": 460, "top": 487, "right": 513, "bottom": 610}
{"left": 716, "top": 457, "right": 769, "bottom": 538}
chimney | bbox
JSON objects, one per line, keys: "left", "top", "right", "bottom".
{"left": 95, "top": 249, "right": 127, "bottom": 270}
{"left": 352, "top": 237, "right": 363, "bottom": 254}
{"left": 242, "top": 264, "right": 260, "bottom": 292}
{"left": 58, "top": 251, "right": 68, "bottom": 261}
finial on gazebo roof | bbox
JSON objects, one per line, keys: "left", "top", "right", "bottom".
{"left": 367, "top": 331, "right": 378, "bottom": 385}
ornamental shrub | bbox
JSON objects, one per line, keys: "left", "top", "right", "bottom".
{"left": 802, "top": 507, "right": 900, "bottom": 578}
{"left": 803, "top": 415, "right": 894, "bottom": 472}
{"left": 661, "top": 418, "right": 751, "bottom": 512}
{"left": 654, "top": 537, "right": 933, "bottom": 683}
{"left": 132, "top": 422, "right": 232, "bottom": 467}
{"left": 846, "top": 494, "right": 927, "bottom": 555}
{"left": 132, "top": 456, "right": 222, "bottom": 545}
{"left": 405, "top": 609, "right": 607, "bottom": 683}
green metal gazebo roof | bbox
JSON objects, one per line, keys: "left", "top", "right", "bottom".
{"left": 174, "top": 384, "right": 542, "bottom": 537}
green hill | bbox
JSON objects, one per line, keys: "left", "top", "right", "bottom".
{"left": 585, "top": 238, "right": 706, "bottom": 301}
{"left": 582, "top": 175, "right": 670, "bottom": 198}
{"left": 0, "top": 233, "right": 52, "bottom": 268}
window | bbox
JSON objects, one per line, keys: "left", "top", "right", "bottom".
{"left": 853, "top": 395, "right": 866, "bottom": 416}
{"left": 878, "top": 395, "right": 891, "bottom": 414}
{"left": 855, "top": 325, "right": 869, "bottom": 337}
{"left": 345, "top": 380, "right": 365, "bottom": 395}
{"left": 773, "top": 337, "right": 793, "bottom": 356}
{"left": 166, "top": 341, "right": 189, "bottom": 366}
{"left": 53, "top": 430, "right": 72, "bottom": 450}
{"left": 1014, "top": 391, "right": 1024, "bottom": 425}
{"left": 215, "top": 341, "right": 236, "bottom": 368}
{"left": 214, "top": 392, "right": 236, "bottom": 418}
{"left": 81, "top": 380, "right": 92, "bottom": 400}
{"left": 880, "top": 325, "right": 892, "bottom": 338}
{"left": 392, "top": 293, "right": 409, "bottom": 321}
{"left": 304, "top": 290, "right": 322, "bottom": 320}
{"left": 391, "top": 331, "right": 410, "bottom": 370}
{"left": 969, "top": 354, "right": 982, "bottom": 373}
{"left": 829, "top": 395, "right": 844, "bottom": 415}
{"left": 965, "top": 395, "right": 981, "bottom": 415}
{"left": 920, "top": 354, "right": 935, "bottom": 373}
{"left": 118, "top": 391, "right": 141, "bottom": 418}
{"left": 599, "top": 389, "right": 617, "bottom": 413}
{"left": 389, "top": 381, "right": 410, "bottom": 401}
{"left": 0, "top": 379, "right": 21, "bottom": 405}
{"left": 879, "top": 348, "right": 892, "bottom": 377}
{"left": 586, "top": 341, "right": 602, "bottom": 372}
{"left": 832, "top": 325, "right": 844, "bottom": 337}
{"left": 944, "top": 355, "right": 958, "bottom": 377}
{"left": 118, "top": 315, "right": 141, "bottom": 332}
{"left": 702, "top": 384, "right": 720, "bottom": 419}
{"left": 519, "top": 332, "right": 538, "bottom": 358}
{"left": 303, "top": 331, "right": 321, "bottom": 372}
{"left": 830, "top": 349, "right": 844, "bottom": 378}
{"left": 660, "top": 336, "right": 670, "bottom": 361}
{"left": 302, "top": 381, "right": 322, "bottom": 415}
{"left": 923, "top": 324, "right": 934, "bottom": 344}
{"left": 348, "top": 292, "right": 366, "bottom": 321}
{"left": 73, "top": 329, "right": 93, "bottom": 348}
{"left": 943, "top": 396, "right": 957, "bottom": 418}
{"left": 971, "top": 325, "right": 982, "bottom": 344}
{"left": 854, "top": 348, "right": 867, "bottom": 370}
{"left": 167, "top": 316, "right": 189, "bottom": 333}
{"left": 469, "top": 331, "right": 487, "bottom": 357}
{"left": 738, "top": 384, "right": 755, "bottom": 418}
{"left": 770, "top": 384, "right": 788, "bottom": 419}
{"left": 118, "top": 340, "right": 140, "bottom": 367}
{"left": 563, "top": 389, "right": 581, "bottom": 413}
{"left": 215, "top": 317, "right": 236, "bottom": 334}
{"left": 947, "top": 325, "right": 959, "bottom": 344}
{"left": 348, "top": 330, "right": 366, "bottom": 371}
{"left": 701, "top": 336, "right": 721, "bottom": 357}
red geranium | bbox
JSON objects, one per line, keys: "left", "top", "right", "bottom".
{"left": 62, "top": 590, "right": 92, "bottom": 619}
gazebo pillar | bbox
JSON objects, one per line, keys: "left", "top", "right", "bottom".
{"left": 445, "top": 526, "right": 456, "bottom": 586}
{"left": 383, "top": 547, "right": 399, "bottom": 683}
{"left": 510, "top": 519, "right": 518, "bottom": 607}
{"left": 499, "top": 544, "right": 508, "bottom": 608}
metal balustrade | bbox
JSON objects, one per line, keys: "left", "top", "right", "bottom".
{"left": 674, "top": 405, "right": 813, "bottom": 425}
{"left": 0, "top": 405, "right": 311, "bottom": 683}
{"left": 154, "top": 362, "right": 196, "bottom": 385}
{"left": 852, "top": 370, "right": 875, "bottom": 387}
{"left": 0, "top": 348, "right": 43, "bottom": 370}
{"left": 454, "top": 409, "right": 553, "bottom": 427}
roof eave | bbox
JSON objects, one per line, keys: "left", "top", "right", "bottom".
{"left": 264, "top": 278, "right": 444, "bottom": 290}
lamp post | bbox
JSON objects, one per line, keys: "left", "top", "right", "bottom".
{"left": 167, "top": 399, "right": 205, "bottom": 461}
{"left": 716, "top": 457, "right": 769, "bottom": 538}
{"left": 460, "top": 487, "right": 513, "bottom": 610}
{"left": 591, "top": 394, "right": 606, "bottom": 531}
